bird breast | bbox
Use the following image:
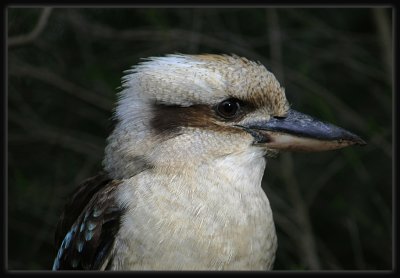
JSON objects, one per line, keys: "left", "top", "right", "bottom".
{"left": 111, "top": 150, "right": 277, "bottom": 270}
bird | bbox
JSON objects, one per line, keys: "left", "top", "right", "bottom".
{"left": 52, "top": 54, "right": 366, "bottom": 271}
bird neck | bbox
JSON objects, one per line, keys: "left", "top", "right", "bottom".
{"left": 158, "top": 149, "right": 267, "bottom": 195}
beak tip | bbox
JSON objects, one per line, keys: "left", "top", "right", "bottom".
{"left": 354, "top": 137, "right": 367, "bottom": 146}
{"left": 343, "top": 130, "right": 366, "bottom": 146}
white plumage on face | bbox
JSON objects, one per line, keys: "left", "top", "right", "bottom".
{"left": 104, "top": 54, "right": 289, "bottom": 179}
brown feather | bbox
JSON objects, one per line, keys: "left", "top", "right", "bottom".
{"left": 53, "top": 173, "right": 125, "bottom": 270}
{"left": 150, "top": 102, "right": 256, "bottom": 136}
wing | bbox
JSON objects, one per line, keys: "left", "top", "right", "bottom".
{"left": 53, "top": 172, "right": 125, "bottom": 270}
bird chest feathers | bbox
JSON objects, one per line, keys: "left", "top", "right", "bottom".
{"left": 111, "top": 151, "right": 277, "bottom": 270}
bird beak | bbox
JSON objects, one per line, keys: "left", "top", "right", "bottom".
{"left": 238, "top": 109, "right": 366, "bottom": 152}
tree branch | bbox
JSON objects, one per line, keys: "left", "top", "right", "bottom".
{"left": 9, "top": 62, "right": 113, "bottom": 111}
{"left": 280, "top": 153, "right": 321, "bottom": 269}
{"left": 8, "top": 8, "right": 53, "bottom": 47}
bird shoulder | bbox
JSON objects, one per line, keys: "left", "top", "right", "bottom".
{"left": 53, "top": 172, "right": 125, "bottom": 270}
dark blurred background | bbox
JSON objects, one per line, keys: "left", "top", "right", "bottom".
{"left": 7, "top": 7, "right": 392, "bottom": 270}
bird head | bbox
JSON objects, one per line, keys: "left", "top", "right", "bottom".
{"left": 104, "top": 54, "right": 365, "bottom": 179}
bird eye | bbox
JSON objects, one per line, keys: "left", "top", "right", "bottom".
{"left": 216, "top": 98, "right": 241, "bottom": 119}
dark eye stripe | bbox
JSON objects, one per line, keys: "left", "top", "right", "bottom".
{"left": 150, "top": 99, "right": 257, "bottom": 136}
{"left": 150, "top": 103, "right": 214, "bottom": 135}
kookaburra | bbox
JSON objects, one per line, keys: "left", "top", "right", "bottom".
{"left": 53, "top": 54, "right": 365, "bottom": 270}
